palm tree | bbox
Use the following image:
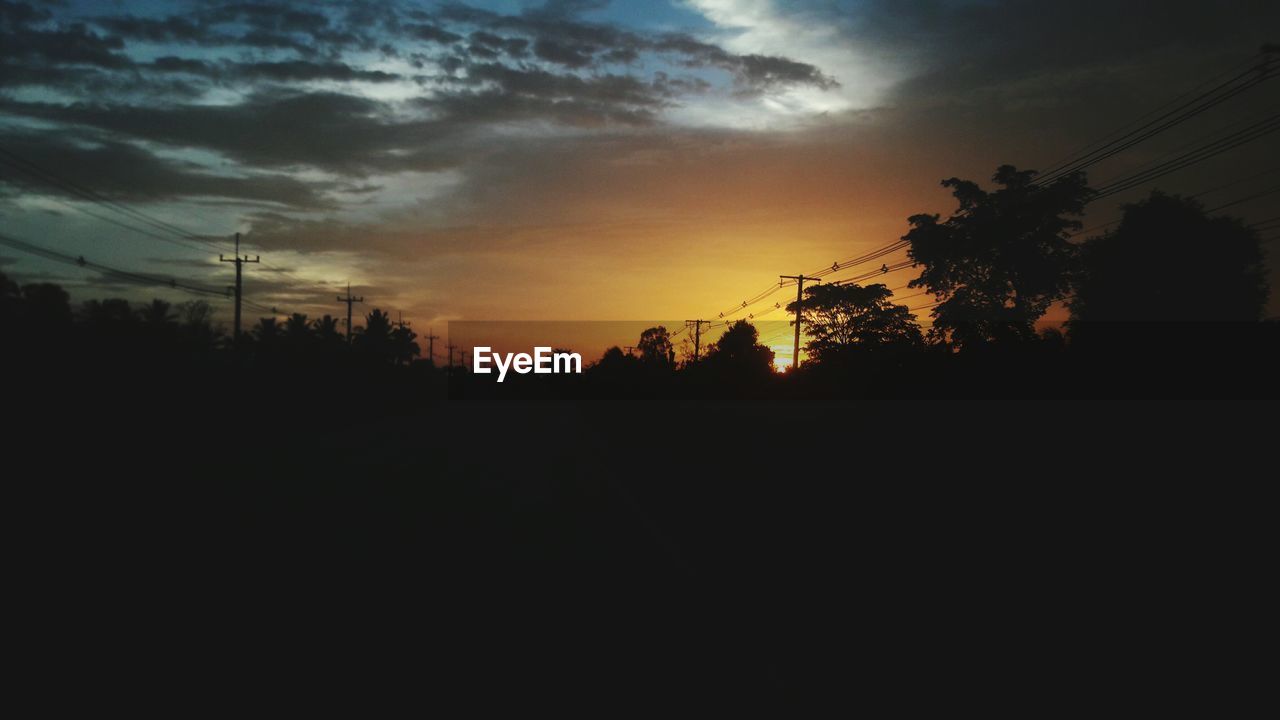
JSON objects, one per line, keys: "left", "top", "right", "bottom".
{"left": 284, "top": 313, "right": 311, "bottom": 340}
{"left": 312, "top": 314, "right": 343, "bottom": 351}
{"left": 390, "top": 323, "right": 420, "bottom": 366}
{"left": 254, "top": 317, "right": 280, "bottom": 343}
{"left": 353, "top": 308, "right": 396, "bottom": 363}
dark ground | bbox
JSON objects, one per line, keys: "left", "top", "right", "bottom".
{"left": 7, "top": 358, "right": 1272, "bottom": 709}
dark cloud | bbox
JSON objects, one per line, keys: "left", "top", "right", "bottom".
{"left": 527, "top": 0, "right": 611, "bottom": 20}
{"left": 845, "top": 0, "right": 1279, "bottom": 103}
{"left": 429, "top": 2, "right": 835, "bottom": 91}
{"left": 1, "top": 131, "right": 337, "bottom": 208}
{"left": 92, "top": 15, "right": 221, "bottom": 45}
{"left": 151, "top": 57, "right": 401, "bottom": 83}
{"left": 2, "top": 0, "right": 838, "bottom": 150}
{"left": 469, "top": 31, "right": 529, "bottom": 58}
{"left": 404, "top": 22, "right": 463, "bottom": 44}
{"left": 87, "top": 2, "right": 378, "bottom": 56}
{"left": 0, "top": 53, "right": 706, "bottom": 178}
{"left": 0, "top": 21, "right": 130, "bottom": 69}
{"left": 532, "top": 37, "right": 595, "bottom": 68}
{"left": 0, "top": 92, "right": 458, "bottom": 176}
{"left": 1, "top": 0, "right": 839, "bottom": 194}
{"left": 0, "top": 0, "right": 50, "bottom": 28}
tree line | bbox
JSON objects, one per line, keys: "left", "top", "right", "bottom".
{"left": 3, "top": 165, "right": 1274, "bottom": 399}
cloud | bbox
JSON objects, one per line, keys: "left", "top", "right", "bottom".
{"left": 430, "top": 1, "right": 836, "bottom": 92}
{"left": 0, "top": 91, "right": 457, "bottom": 176}
{"left": 0, "top": 19, "right": 131, "bottom": 69}
{"left": 2, "top": 131, "right": 338, "bottom": 208}
{"left": 150, "top": 57, "right": 403, "bottom": 83}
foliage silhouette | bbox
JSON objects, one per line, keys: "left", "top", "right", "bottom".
{"left": 390, "top": 320, "right": 421, "bottom": 366}
{"left": 21, "top": 281, "right": 72, "bottom": 330}
{"left": 904, "top": 165, "right": 1090, "bottom": 350}
{"left": 313, "top": 314, "right": 345, "bottom": 353}
{"left": 1070, "top": 191, "right": 1268, "bottom": 326}
{"left": 702, "top": 319, "right": 775, "bottom": 381}
{"left": 176, "top": 300, "right": 221, "bottom": 350}
{"left": 786, "top": 282, "right": 923, "bottom": 363}
{"left": 138, "top": 299, "right": 175, "bottom": 327}
{"left": 353, "top": 308, "right": 406, "bottom": 365}
{"left": 636, "top": 326, "right": 675, "bottom": 367}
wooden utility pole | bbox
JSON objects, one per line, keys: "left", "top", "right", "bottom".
{"left": 685, "top": 319, "right": 710, "bottom": 362}
{"left": 219, "top": 232, "right": 259, "bottom": 345}
{"left": 445, "top": 341, "right": 457, "bottom": 370}
{"left": 336, "top": 283, "right": 363, "bottom": 345}
{"left": 779, "top": 274, "right": 819, "bottom": 372}
{"left": 423, "top": 327, "right": 441, "bottom": 364}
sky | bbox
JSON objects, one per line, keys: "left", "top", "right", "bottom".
{"left": 1, "top": 0, "right": 1278, "bottom": 363}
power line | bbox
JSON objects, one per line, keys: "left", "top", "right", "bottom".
{"left": 0, "top": 169, "right": 218, "bottom": 255}
{"left": 1034, "top": 50, "right": 1276, "bottom": 186}
{"left": 0, "top": 145, "right": 346, "bottom": 301}
{"left": 1091, "top": 112, "right": 1280, "bottom": 200}
{"left": 1205, "top": 184, "right": 1280, "bottom": 213}
{"left": 0, "top": 231, "right": 231, "bottom": 300}
{"left": 808, "top": 240, "right": 910, "bottom": 279}
{"left": 832, "top": 260, "right": 916, "bottom": 286}
{"left": 1035, "top": 52, "right": 1268, "bottom": 180}
{"left": 0, "top": 145, "right": 233, "bottom": 252}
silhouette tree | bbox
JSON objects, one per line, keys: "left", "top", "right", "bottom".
{"left": 0, "top": 272, "right": 19, "bottom": 324}
{"left": 137, "top": 299, "right": 176, "bottom": 327}
{"left": 787, "top": 283, "right": 923, "bottom": 362}
{"left": 176, "top": 300, "right": 220, "bottom": 350}
{"left": 254, "top": 317, "right": 280, "bottom": 347}
{"left": 276, "top": 313, "right": 313, "bottom": 359}
{"left": 353, "top": 308, "right": 396, "bottom": 364}
{"left": 390, "top": 322, "right": 420, "bottom": 366}
{"left": 81, "top": 298, "right": 134, "bottom": 327}
{"left": 905, "top": 165, "right": 1090, "bottom": 349}
{"left": 636, "top": 326, "right": 675, "bottom": 367}
{"left": 312, "top": 314, "right": 343, "bottom": 350}
{"left": 703, "top": 320, "right": 774, "bottom": 378}
{"left": 21, "top": 282, "right": 72, "bottom": 329}
{"left": 133, "top": 298, "right": 179, "bottom": 347}
{"left": 1070, "top": 192, "right": 1269, "bottom": 324}
{"left": 596, "top": 346, "right": 633, "bottom": 368}
{"left": 284, "top": 313, "right": 311, "bottom": 339}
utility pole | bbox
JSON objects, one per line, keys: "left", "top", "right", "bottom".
{"left": 219, "top": 232, "right": 259, "bottom": 345}
{"left": 336, "top": 282, "right": 363, "bottom": 345}
{"left": 423, "top": 327, "right": 441, "bottom": 365}
{"left": 624, "top": 345, "right": 636, "bottom": 356}
{"left": 685, "top": 319, "right": 710, "bottom": 362}
{"left": 779, "top": 274, "right": 819, "bottom": 372}
{"left": 445, "top": 341, "right": 457, "bottom": 370}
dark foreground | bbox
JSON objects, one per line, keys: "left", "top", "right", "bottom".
{"left": 6, "top": 350, "right": 1274, "bottom": 710}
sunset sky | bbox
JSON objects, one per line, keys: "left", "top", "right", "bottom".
{"left": 2, "top": 0, "right": 1277, "bottom": 363}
